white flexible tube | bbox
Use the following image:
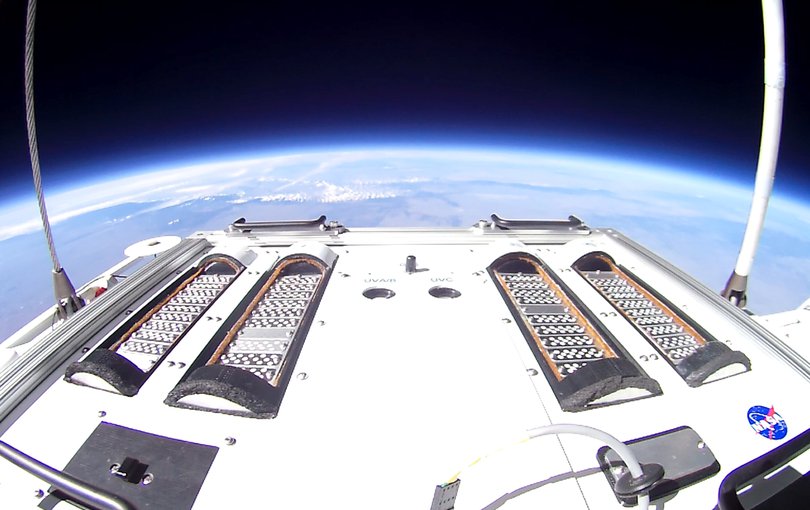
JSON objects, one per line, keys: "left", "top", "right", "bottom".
{"left": 527, "top": 424, "right": 650, "bottom": 510}
{"left": 733, "top": 0, "right": 785, "bottom": 278}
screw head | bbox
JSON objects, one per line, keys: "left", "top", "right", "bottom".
{"left": 224, "top": 437, "right": 236, "bottom": 446}
{"left": 526, "top": 368, "right": 539, "bottom": 376}
{"left": 297, "top": 372, "right": 308, "bottom": 380}
{"left": 142, "top": 473, "right": 154, "bottom": 485}
{"left": 501, "top": 318, "right": 512, "bottom": 324}
{"left": 110, "top": 463, "right": 120, "bottom": 474}
{"left": 34, "top": 489, "right": 44, "bottom": 499}
{"left": 98, "top": 410, "right": 107, "bottom": 418}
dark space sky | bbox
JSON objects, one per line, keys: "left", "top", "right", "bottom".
{"left": 0, "top": 1, "right": 808, "bottom": 198}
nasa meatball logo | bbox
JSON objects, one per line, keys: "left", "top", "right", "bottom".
{"left": 747, "top": 405, "right": 788, "bottom": 440}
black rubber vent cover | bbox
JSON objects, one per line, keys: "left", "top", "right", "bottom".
{"left": 166, "top": 364, "right": 282, "bottom": 418}
{"left": 64, "top": 349, "right": 146, "bottom": 397}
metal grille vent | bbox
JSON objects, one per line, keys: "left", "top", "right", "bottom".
{"left": 495, "top": 267, "right": 617, "bottom": 379}
{"left": 65, "top": 253, "right": 245, "bottom": 396}
{"left": 578, "top": 265, "right": 705, "bottom": 365}
{"left": 573, "top": 252, "right": 750, "bottom": 387}
{"left": 116, "top": 274, "right": 235, "bottom": 371}
{"left": 489, "top": 253, "right": 661, "bottom": 411}
{"left": 165, "top": 253, "right": 334, "bottom": 418}
{"left": 215, "top": 273, "right": 322, "bottom": 384}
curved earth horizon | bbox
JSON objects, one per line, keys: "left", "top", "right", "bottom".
{"left": 1, "top": 146, "right": 809, "bottom": 340}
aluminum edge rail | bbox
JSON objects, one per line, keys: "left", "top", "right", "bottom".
{"left": 0, "top": 238, "right": 212, "bottom": 423}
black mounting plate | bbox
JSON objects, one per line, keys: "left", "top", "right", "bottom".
{"left": 597, "top": 425, "right": 720, "bottom": 506}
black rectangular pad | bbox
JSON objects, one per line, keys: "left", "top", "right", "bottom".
{"left": 53, "top": 422, "right": 218, "bottom": 510}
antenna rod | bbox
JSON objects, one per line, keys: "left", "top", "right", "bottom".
{"left": 722, "top": 0, "right": 786, "bottom": 307}
{"left": 25, "top": 0, "right": 83, "bottom": 319}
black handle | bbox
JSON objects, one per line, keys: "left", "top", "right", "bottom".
{"left": 717, "top": 427, "right": 810, "bottom": 510}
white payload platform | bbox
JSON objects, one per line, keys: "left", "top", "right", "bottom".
{"left": 0, "top": 215, "right": 808, "bottom": 509}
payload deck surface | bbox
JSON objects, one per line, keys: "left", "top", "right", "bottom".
{"left": 0, "top": 217, "right": 808, "bottom": 509}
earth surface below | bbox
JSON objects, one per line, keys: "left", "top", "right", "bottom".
{"left": 2, "top": 147, "right": 809, "bottom": 339}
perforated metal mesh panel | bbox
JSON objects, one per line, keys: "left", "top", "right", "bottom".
{"left": 496, "top": 270, "right": 616, "bottom": 378}
{"left": 217, "top": 274, "right": 322, "bottom": 384}
{"left": 582, "top": 272, "right": 704, "bottom": 363}
{"left": 117, "top": 275, "right": 234, "bottom": 371}
{"left": 576, "top": 250, "right": 711, "bottom": 367}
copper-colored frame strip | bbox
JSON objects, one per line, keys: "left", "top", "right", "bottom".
{"left": 109, "top": 256, "right": 242, "bottom": 352}
{"left": 495, "top": 256, "right": 617, "bottom": 381}
{"left": 583, "top": 254, "right": 707, "bottom": 349}
{"left": 206, "top": 256, "right": 327, "bottom": 387}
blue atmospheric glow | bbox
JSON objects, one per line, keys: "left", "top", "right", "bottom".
{"left": 1, "top": 143, "right": 810, "bottom": 343}
{"left": 50, "top": 143, "right": 747, "bottom": 195}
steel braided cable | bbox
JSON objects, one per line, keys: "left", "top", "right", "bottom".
{"left": 25, "top": 0, "right": 61, "bottom": 273}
